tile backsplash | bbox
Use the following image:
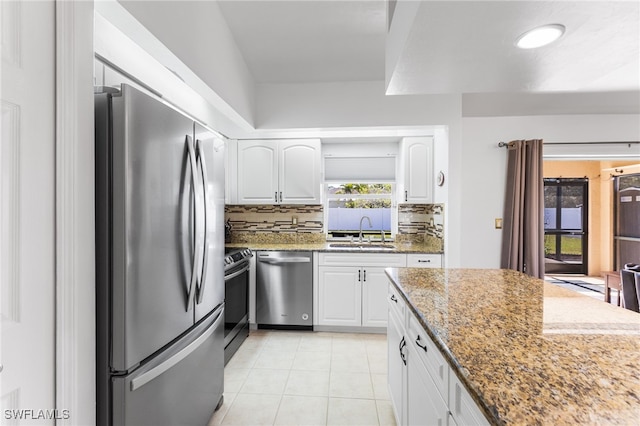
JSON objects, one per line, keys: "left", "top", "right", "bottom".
{"left": 396, "top": 204, "right": 444, "bottom": 249}
{"left": 225, "top": 205, "right": 325, "bottom": 244}
{"left": 225, "top": 203, "right": 444, "bottom": 246}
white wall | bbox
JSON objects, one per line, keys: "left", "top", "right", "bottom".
{"left": 117, "top": 0, "right": 256, "bottom": 127}
{"left": 459, "top": 114, "right": 640, "bottom": 269}
{"left": 255, "top": 81, "right": 460, "bottom": 129}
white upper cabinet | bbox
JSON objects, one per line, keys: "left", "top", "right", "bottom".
{"left": 237, "top": 139, "right": 321, "bottom": 204}
{"left": 279, "top": 140, "right": 321, "bottom": 204}
{"left": 398, "top": 137, "right": 434, "bottom": 204}
{"left": 237, "top": 140, "right": 279, "bottom": 204}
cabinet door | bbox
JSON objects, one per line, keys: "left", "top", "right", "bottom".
{"left": 362, "top": 267, "right": 390, "bottom": 327}
{"left": 279, "top": 139, "right": 321, "bottom": 204}
{"left": 406, "top": 344, "right": 449, "bottom": 426}
{"left": 449, "top": 372, "right": 490, "bottom": 426}
{"left": 317, "top": 266, "right": 361, "bottom": 326}
{"left": 387, "top": 308, "right": 406, "bottom": 426}
{"left": 237, "top": 140, "right": 278, "bottom": 204}
{"left": 400, "top": 137, "right": 434, "bottom": 203}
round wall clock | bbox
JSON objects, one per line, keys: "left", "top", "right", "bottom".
{"left": 437, "top": 171, "right": 445, "bottom": 186}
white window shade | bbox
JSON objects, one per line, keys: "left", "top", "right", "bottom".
{"left": 324, "top": 156, "right": 396, "bottom": 183}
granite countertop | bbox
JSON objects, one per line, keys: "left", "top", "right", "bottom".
{"left": 225, "top": 241, "right": 443, "bottom": 254}
{"left": 385, "top": 267, "right": 640, "bottom": 425}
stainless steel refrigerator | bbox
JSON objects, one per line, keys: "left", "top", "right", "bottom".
{"left": 615, "top": 177, "right": 640, "bottom": 268}
{"left": 95, "top": 84, "right": 225, "bottom": 426}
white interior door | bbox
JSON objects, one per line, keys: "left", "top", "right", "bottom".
{"left": 1, "top": 0, "right": 56, "bottom": 422}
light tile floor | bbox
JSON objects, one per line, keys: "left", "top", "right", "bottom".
{"left": 208, "top": 330, "right": 396, "bottom": 426}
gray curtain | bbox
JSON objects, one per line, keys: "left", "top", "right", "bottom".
{"left": 500, "top": 139, "right": 545, "bottom": 279}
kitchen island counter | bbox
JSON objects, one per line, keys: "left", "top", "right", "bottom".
{"left": 386, "top": 267, "right": 640, "bottom": 425}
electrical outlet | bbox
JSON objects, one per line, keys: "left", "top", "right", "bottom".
{"left": 292, "top": 216, "right": 298, "bottom": 225}
{"left": 495, "top": 218, "right": 503, "bottom": 229}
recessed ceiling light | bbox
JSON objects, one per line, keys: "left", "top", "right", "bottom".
{"left": 516, "top": 24, "right": 565, "bottom": 49}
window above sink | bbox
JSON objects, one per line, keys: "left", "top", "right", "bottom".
{"left": 324, "top": 183, "right": 396, "bottom": 241}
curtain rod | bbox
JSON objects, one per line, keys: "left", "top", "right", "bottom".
{"left": 498, "top": 141, "right": 640, "bottom": 148}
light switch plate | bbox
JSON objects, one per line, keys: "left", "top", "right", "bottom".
{"left": 495, "top": 218, "right": 503, "bottom": 229}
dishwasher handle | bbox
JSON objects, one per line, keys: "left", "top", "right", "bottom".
{"left": 258, "top": 255, "right": 311, "bottom": 264}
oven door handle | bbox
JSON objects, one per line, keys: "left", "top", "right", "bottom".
{"left": 225, "top": 263, "right": 250, "bottom": 281}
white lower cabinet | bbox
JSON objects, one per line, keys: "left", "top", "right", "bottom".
{"left": 387, "top": 281, "right": 489, "bottom": 426}
{"left": 387, "top": 306, "right": 406, "bottom": 426}
{"left": 361, "top": 267, "right": 392, "bottom": 327}
{"left": 317, "top": 265, "right": 392, "bottom": 327}
{"left": 317, "top": 253, "right": 406, "bottom": 328}
{"left": 449, "top": 371, "right": 490, "bottom": 426}
{"left": 407, "top": 342, "right": 449, "bottom": 426}
{"left": 317, "top": 266, "right": 361, "bottom": 326}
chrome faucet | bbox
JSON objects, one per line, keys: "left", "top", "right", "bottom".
{"left": 358, "top": 216, "right": 372, "bottom": 243}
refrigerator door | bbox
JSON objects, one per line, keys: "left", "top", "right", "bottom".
{"left": 616, "top": 186, "right": 640, "bottom": 268}
{"left": 112, "top": 306, "right": 224, "bottom": 426}
{"left": 110, "top": 84, "right": 202, "bottom": 371}
{"left": 194, "top": 124, "right": 225, "bottom": 322}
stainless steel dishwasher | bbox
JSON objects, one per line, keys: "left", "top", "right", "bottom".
{"left": 256, "top": 251, "right": 313, "bottom": 330}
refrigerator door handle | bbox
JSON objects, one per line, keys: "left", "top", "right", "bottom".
{"left": 195, "top": 139, "right": 209, "bottom": 304}
{"left": 186, "top": 135, "right": 202, "bottom": 311}
{"left": 129, "top": 308, "right": 223, "bottom": 392}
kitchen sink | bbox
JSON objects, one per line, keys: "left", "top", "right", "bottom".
{"left": 328, "top": 243, "right": 396, "bottom": 251}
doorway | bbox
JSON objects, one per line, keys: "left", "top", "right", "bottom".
{"left": 544, "top": 178, "right": 588, "bottom": 274}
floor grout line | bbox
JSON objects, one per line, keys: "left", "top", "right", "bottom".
{"left": 212, "top": 330, "right": 392, "bottom": 425}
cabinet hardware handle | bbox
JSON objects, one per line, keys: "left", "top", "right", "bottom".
{"left": 418, "top": 259, "right": 431, "bottom": 263}
{"left": 390, "top": 294, "right": 398, "bottom": 303}
{"left": 275, "top": 192, "right": 278, "bottom": 203}
{"left": 363, "top": 270, "right": 366, "bottom": 282}
{"left": 358, "top": 269, "right": 361, "bottom": 282}
{"left": 415, "top": 335, "right": 428, "bottom": 352}
{"left": 399, "top": 336, "right": 407, "bottom": 365}
{"left": 405, "top": 190, "right": 408, "bottom": 202}
{"left": 279, "top": 191, "right": 282, "bottom": 202}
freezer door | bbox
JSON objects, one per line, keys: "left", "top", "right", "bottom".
{"left": 194, "top": 124, "right": 225, "bottom": 322}
{"left": 109, "top": 84, "right": 201, "bottom": 371}
{"left": 112, "top": 307, "right": 224, "bottom": 426}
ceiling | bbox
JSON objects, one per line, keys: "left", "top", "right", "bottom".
{"left": 217, "top": 0, "right": 386, "bottom": 83}
{"left": 218, "top": 0, "right": 640, "bottom": 97}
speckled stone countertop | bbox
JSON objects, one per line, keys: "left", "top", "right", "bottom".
{"left": 225, "top": 240, "right": 443, "bottom": 254}
{"left": 385, "top": 268, "right": 640, "bottom": 425}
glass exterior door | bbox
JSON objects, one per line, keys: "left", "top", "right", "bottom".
{"left": 544, "top": 179, "right": 588, "bottom": 274}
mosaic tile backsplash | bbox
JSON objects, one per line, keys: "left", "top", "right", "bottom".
{"left": 225, "top": 203, "right": 444, "bottom": 246}
{"left": 225, "top": 205, "right": 325, "bottom": 244}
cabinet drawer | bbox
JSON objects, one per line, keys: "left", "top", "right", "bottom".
{"left": 319, "top": 252, "right": 406, "bottom": 267}
{"left": 407, "top": 253, "right": 442, "bottom": 268}
{"left": 387, "top": 284, "right": 406, "bottom": 325}
{"left": 408, "top": 313, "right": 448, "bottom": 400}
